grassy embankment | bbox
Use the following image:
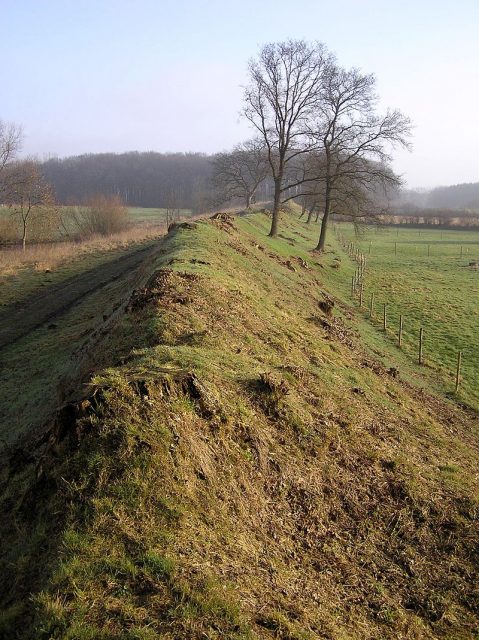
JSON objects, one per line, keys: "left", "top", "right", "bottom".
{"left": 1, "top": 210, "right": 478, "bottom": 639}
{"left": 337, "top": 224, "right": 479, "bottom": 409}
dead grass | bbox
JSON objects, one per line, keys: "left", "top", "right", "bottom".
{"left": 0, "top": 210, "right": 478, "bottom": 639}
{"left": 0, "top": 224, "right": 166, "bottom": 276}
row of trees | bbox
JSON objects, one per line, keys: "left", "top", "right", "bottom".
{"left": 389, "top": 206, "right": 479, "bottom": 227}
{"left": 237, "top": 40, "right": 412, "bottom": 250}
{"left": 210, "top": 41, "right": 411, "bottom": 250}
{"left": 41, "top": 152, "right": 213, "bottom": 211}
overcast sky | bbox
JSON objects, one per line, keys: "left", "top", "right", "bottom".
{"left": 2, "top": 0, "right": 478, "bottom": 188}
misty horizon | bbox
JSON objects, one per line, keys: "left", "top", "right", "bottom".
{"left": 29, "top": 148, "right": 479, "bottom": 194}
{"left": 3, "top": 0, "right": 479, "bottom": 190}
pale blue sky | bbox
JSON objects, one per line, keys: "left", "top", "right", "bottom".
{"left": 2, "top": 0, "right": 478, "bottom": 187}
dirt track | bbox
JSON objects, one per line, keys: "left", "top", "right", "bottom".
{"left": 0, "top": 243, "right": 160, "bottom": 351}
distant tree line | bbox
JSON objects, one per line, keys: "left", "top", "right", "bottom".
{"left": 397, "top": 183, "right": 479, "bottom": 212}
{"left": 389, "top": 206, "right": 479, "bottom": 228}
{"left": 428, "top": 183, "right": 479, "bottom": 210}
{"left": 40, "top": 150, "right": 275, "bottom": 213}
{"left": 40, "top": 152, "right": 215, "bottom": 211}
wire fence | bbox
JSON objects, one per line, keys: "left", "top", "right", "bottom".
{"left": 334, "top": 227, "right": 466, "bottom": 396}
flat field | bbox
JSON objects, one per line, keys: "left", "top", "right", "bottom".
{"left": 127, "top": 206, "right": 192, "bottom": 224}
{"left": 337, "top": 223, "right": 479, "bottom": 409}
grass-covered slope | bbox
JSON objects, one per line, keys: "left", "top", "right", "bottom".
{"left": 1, "top": 211, "right": 478, "bottom": 639}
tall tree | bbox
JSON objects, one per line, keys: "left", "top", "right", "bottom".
{"left": 211, "top": 139, "right": 269, "bottom": 208}
{"left": 312, "top": 65, "right": 411, "bottom": 251}
{"left": 243, "top": 40, "right": 332, "bottom": 237}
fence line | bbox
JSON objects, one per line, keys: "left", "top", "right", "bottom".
{"left": 333, "top": 225, "right": 465, "bottom": 394}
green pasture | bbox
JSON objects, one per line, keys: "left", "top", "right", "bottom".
{"left": 336, "top": 223, "right": 479, "bottom": 409}
{"left": 127, "top": 207, "right": 192, "bottom": 224}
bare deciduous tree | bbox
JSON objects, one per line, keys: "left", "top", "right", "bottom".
{"left": 3, "top": 161, "right": 57, "bottom": 250}
{"left": 165, "top": 186, "right": 183, "bottom": 228}
{"left": 311, "top": 65, "right": 411, "bottom": 251}
{"left": 0, "top": 120, "right": 23, "bottom": 206}
{"left": 211, "top": 139, "right": 269, "bottom": 208}
{"left": 0, "top": 120, "right": 22, "bottom": 176}
{"left": 243, "top": 40, "right": 332, "bottom": 237}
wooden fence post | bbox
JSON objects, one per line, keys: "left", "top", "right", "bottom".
{"left": 455, "top": 351, "right": 462, "bottom": 393}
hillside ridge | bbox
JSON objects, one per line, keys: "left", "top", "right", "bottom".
{"left": 1, "top": 210, "right": 478, "bottom": 640}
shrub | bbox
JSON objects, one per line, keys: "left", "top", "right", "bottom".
{"left": 72, "top": 195, "right": 128, "bottom": 238}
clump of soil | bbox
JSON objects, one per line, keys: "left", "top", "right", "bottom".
{"left": 127, "top": 270, "right": 199, "bottom": 312}
{"left": 252, "top": 371, "right": 290, "bottom": 417}
{"left": 310, "top": 314, "right": 355, "bottom": 347}
{"left": 318, "top": 296, "right": 335, "bottom": 316}
{"left": 296, "top": 257, "right": 310, "bottom": 269}
{"left": 210, "top": 212, "right": 237, "bottom": 232}
{"left": 168, "top": 221, "right": 198, "bottom": 233}
{"left": 268, "top": 252, "right": 297, "bottom": 272}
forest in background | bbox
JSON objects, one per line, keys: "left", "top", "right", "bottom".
{"left": 40, "top": 151, "right": 479, "bottom": 215}
{"left": 40, "top": 151, "right": 271, "bottom": 212}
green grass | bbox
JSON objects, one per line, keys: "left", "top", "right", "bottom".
{"left": 335, "top": 223, "right": 479, "bottom": 409}
{"left": 127, "top": 207, "right": 192, "bottom": 224}
{"left": 1, "top": 209, "right": 478, "bottom": 639}
{"left": 0, "top": 235, "right": 161, "bottom": 308}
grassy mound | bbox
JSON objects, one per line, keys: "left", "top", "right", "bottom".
{"left": 1, "top": 211, "right": 478, "bottom": 639}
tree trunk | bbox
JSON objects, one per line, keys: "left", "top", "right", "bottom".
{"left": 22, "top": 223, "right": 27, "bottom": 251}
{"left": 315, "top": 197, "right": 331, "bottom": 252}
{"left": 269, "top": 178, "right": 282, "bottom": 237}
{"left": 246, "top": 193, "right": 251, "bottom": 208}
{"left": 306, "top": 204, "right": 315, "bottom": 224}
